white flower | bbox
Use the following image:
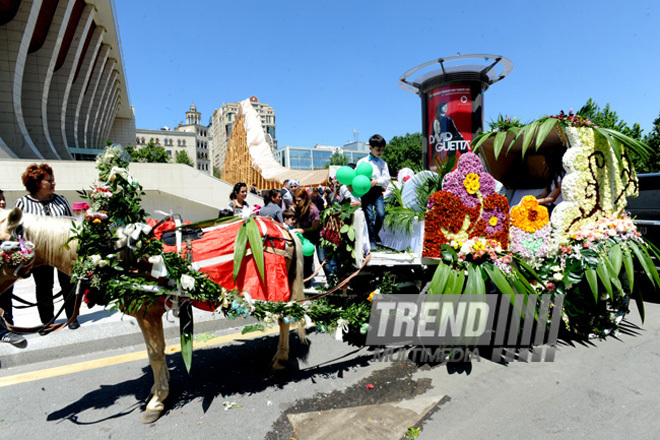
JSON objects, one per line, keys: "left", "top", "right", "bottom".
{"left": 553, "top": 272, "right": 563, "bottom": 281}
{"left": 98, "top": 259, "right": 108, "bottom": 268}
{"left": 180, "top": 274, "right": 195, "bottom": 291}
{"left": 89, "top": 254, "right": 101, "bottom": 265}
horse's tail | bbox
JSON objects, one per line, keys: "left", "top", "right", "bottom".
{"left": 289, "top": 230, "right": 307, "bottom": 344}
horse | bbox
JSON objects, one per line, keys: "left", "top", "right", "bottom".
{"left": 0, "top": 207, "right": 305, "bottom": 423}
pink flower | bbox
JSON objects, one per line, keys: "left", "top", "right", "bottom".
{"left": 545, "top": 282, "right": 556, "bottom": 292}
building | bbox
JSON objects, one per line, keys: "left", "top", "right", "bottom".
{"left": 134, "top": 104, "right": 212, "bottom": 174}
{"left": 274, "top": 142, "right": 370, "bottom": 170}
{"left": 173, "top": 104, "right": 211, "bottom": 173}
{"left": 0, "top": 0, "right": 134, "bottom": 160}
{"left": 211, "top": 96, "right": 276, "bottom": 172}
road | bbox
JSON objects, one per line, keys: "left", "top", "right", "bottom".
{"left": 1, "top": 303, "right": 660, "bottom": 440}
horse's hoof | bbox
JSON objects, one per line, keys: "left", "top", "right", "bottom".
{"left": 141, "top": 410, "right": 161, "bottom": 424}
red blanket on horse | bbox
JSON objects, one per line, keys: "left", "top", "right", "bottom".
{"left": 148, "top": 217, "right": 294, "bottom": 305}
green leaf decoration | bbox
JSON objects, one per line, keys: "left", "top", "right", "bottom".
{"left": 622, "top": 250, "right": 635, "bottom": 294}
{"left": 629, "top": 241, "right": 660, "bottom": 288}
{"left": 429, "top": 262, "right": 451, "bottom": 295}
{"left": 179, "top": 301, "right": 194, "bottom": 374}
{"left": 339, "top": 224, "right": 349, "bottom": 233}
{"left": 347, "top": 227, "right": 356, "bottom": 241}
{"left": 521, "top": 121, "right": 540, "bottom": 158}
{"left": 470, "top": 131, "right": 496, "bottom": 153}
{"left": 597, "top": 127, "right": 653, "bottom": 160}
{"left": 594, "top": 128, "right": 624, "bottom": 169}
{"left": 609, "top": 243, "right": 623, "bottom": 276}
{"left": 493, "top": 131, "right": 507, "bottom": 159}
{"left": 584, "top": 266, "right": 599, "bottom": 303}
{"left": 595, "top": 262, "right": 614, "bottom": 300}
{"left": 535, "top": 118, "right": 560, "bottom": 150}
{"left": 233, "top": 222, "right": 248, "bottom": 283}
{"left": 245, "top": 217, "right": 265, "bottom": 284}
{"left": 482, "top": 263, "right": 514, "bottom": 296}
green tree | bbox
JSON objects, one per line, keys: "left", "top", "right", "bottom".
{"left": 382, "top": 132, "right": 423, "bottom": 176}
{"left": 638, "top": 113, "right": 660, "bottom": 173}
{"left": 213, "top": 166, "right": 222, "bottom": 179}
{"left": 126, "top": 141, "right": 169, "bottom": 163}
{"left": 175, "top": 150, "right": 194, "bottom": 167}
{"left": 327, "top": 151, "right": 349, "bottom": 167}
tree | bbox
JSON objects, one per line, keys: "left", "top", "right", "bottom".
{"left": 213, "top": 166, "right": 222, "bottom": 179}
{"left": 382, "top": 132, "right": 423, "bottom": 176}
{"left": 638, "top": 113, "right": 660, "bottom": 173}
{"left": 175, "top": 150, "right": 194, "bottom": 167}
{"left": 327, "top": 151, "right": 349, "bottom": 167}
{"left": 126, "top": 141, "right": 169, "bottom": 163}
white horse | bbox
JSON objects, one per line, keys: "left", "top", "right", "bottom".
{"left": 0, "top": 207, "right": 305, "bottom": 423}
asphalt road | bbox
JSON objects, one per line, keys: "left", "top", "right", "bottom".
{"left": 1, "top": 303, "right": 660, "bottom": 440}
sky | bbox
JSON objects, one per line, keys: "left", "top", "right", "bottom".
{"left": 114, "top": 0, "right": 660, "bottom": 148}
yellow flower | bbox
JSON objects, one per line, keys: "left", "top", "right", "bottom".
{"left": 93, "top": 218, "right": 102, "bottom": 224}
{"left": 463, "top": 173, "right": 480, "bottom": 194}
{"left": 367, "top": 290, "right": 379, "bottom": 302}
{"left": 488, "top": 216, "right": 498, "bottom": 227}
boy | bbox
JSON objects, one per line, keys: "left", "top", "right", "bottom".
{"left": 282, "top": 208, "right": 297, "bottom": 230}
{"left": 356, "top": 134, "right": 390, "bottom": 249}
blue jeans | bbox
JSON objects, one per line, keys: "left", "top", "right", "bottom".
{"left": 363, "top": 194, "right": 385, "bottom": 245}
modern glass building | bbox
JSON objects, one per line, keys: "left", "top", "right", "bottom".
{"left": 274, "top": 143, "right": 369, "bottom": 170}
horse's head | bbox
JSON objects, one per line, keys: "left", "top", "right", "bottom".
{"left": 0, "top": 207, "right": 31, "bottom": 293}
{"left": 0, "top": 207, "right": 23, "bottom": 241}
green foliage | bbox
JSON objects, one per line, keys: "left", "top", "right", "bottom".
{"left": 125, "top": 141, "right": 170, "bottom": 163}
{"left": 635, "top": 113, "right": 660, "bottom": 173}
{"left": 382, "top": 133, "right": 423, "bottom": 176}
{"left": 328, "top": 151, "right": 349, "bottom": 167}
{"left": 488, "top": 114, "right": 526, "bottom": 131}
{"left": 213, "top": 166, "right": 222, "bottom": 179}
{"left": 175, "top": 150, "right": 194, "bottom": 167}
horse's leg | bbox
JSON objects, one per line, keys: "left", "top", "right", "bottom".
{"left": 134, "top": 302, "right": 169, "bottom": 424}
{"left": 271, "top": 318, "right": 290, "bottom": 370}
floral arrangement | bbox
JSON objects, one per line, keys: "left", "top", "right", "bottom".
{"left": 0, "top": 238, "right": 35, "bottom": 269}
{"left": 549, "top": 109, "right": 595, "bottom": 128}
{"left": 534, "top": 213, "right": 659, "bottom": 336}
{"left": 551, "top": 126, "right": 638, "bottom": 244}
{"left": 423, "top": 152, "right": 510, "bottom": 257}
{"left": 509, "top": 196, "right": 552, "bottom": 262}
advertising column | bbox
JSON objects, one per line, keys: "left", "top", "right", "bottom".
{"left": 425, "top": 83, "right": 482, "bottom": 171}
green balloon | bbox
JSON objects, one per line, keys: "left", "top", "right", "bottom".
{"left": 336, "top": 166, "right": 355, "bottom": 185}
{"left": 356, "top": 162, "right": 373, "bottom": 178}
{"left": 302, "top": 239, "right": 316, "bottom": 257}
{"left": 351, "top": 174, "right": 371, "bottom": 197}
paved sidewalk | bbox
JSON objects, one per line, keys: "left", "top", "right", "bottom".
{"left": 0, "top": 271, "right": 256, "bottom": 369}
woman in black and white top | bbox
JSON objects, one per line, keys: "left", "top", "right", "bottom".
{"left": 14, "top": 164, "right": 79, "bottom": 329}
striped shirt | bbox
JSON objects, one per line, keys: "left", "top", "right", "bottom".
{"left": 15, "top": 194, "right": 73, "bottom": 218}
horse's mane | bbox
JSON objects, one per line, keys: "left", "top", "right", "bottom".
{"left": 0, "top": 208, "right": 78, "bottom": 274}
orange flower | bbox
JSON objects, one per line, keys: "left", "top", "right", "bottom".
{"left": 510, "top": 196, "right": 549, "bottom": 233}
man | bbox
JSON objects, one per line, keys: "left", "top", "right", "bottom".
{"left": 280, "top": 179, "right": 298, "bottom": 211}
{"left": 249, "top": 183, "right": 258, "bottom": 194}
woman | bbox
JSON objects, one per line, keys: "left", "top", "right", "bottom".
{"left": 227, "top": 182, "right": 250, "bottom": 215}
{"left": 293, "top": 189, "right": 321, "bottom": 286}
{"left": 311, "top": 187, "right": 326, "bottom": 213}
{"left": 259, "top": 189, "right": 283, "bottom": 223}
{"left": 14, "top": 164, "right": 79, "bottom": 329}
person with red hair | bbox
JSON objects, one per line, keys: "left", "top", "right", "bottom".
{"left": 14, "top": 164, "right": 79, "bottom": 330}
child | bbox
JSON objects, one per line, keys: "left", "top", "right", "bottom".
{"left": 356, "top": 134, "right": 390, "bottom": 249}
{"left": 282, "top": 208, "right": 297, "bottom": 230}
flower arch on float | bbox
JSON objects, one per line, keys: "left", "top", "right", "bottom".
{"left": 551, "top": 127, "right": 638, "bottom": 245}
{"left": 423, "top": 152, "right": 510, "bottom": 258}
